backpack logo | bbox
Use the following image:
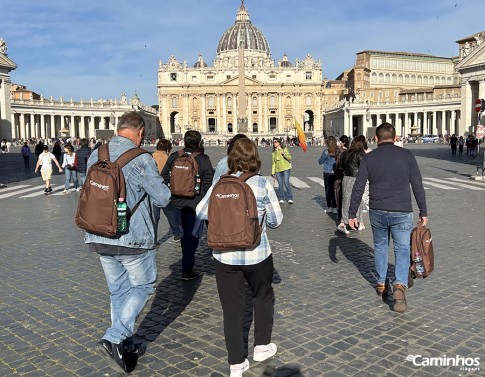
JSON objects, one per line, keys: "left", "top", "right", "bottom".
{"left": 215, "top": 193, "right": 240, "bottom": 199}
{"left": 89, "top": 180, "right": 109, "bottom": 191}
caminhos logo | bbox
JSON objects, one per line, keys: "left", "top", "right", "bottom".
{"left": 215, "top": 193, "right": 240, "bottom": 199}
{"left": 89, "top": 180, "right": 109, "bottom": 191}
{"left": 174, "top": 165, "right": 189, "bottom": 170}
{"left": 405, "top": 355, "right": 480, "bottom": 372}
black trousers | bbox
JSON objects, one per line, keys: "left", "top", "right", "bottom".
{"left": 214, "top": 255, "right": 274, "bottom": 365}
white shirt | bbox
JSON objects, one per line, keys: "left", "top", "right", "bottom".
{"left": 38, "top": 152, "right": 56, "bottom": 171}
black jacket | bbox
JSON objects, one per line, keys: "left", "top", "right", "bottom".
{"left": 339, "top": 149, "right": 365, "bottom": 177}
{"left": 161, "top": 148, "right": 214, "bottom": 210}
{"left": 349, "top": 142, "right": 427, "bottom": 218}
{"left": 75, "top": 146, "right": 91, "bottom": 173}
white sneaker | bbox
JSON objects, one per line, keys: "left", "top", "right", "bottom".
{"left": 279, "top": 200, "right": 284, "bottom": 204}
{"left": 253, "top": 343, "right": 277, "bottom": 362}
{"left": 76, "top": 187, "right": 80, "bottom": 192}
{"left": 62, "top": 189, "right": 68, "bottom": 194}
{"left": 230, "top": 358, "right": 249, "bottom": 377}
{"left": 337, "top": 223, "right": 349, "bottom": 235}
{"left": 288, "top": 200, "right": 293, "bottom": 204}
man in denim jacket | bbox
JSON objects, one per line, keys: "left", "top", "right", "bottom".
{"left": 84, "top": 111, "right": 171, "bottom": 373}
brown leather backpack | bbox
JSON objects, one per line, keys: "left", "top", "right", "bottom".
{"left": 169, "top": 150, "right": 200, "bottom": 197}
{"left": 410, "top": 225, "right": 434, "bottom": 279}
{"left": 75, "top": 144, "right": 148, "bottom": 238}
{"left": 207, "top": 172, "right": 262, "bottom": 250}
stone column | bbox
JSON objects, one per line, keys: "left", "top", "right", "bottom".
{"left": 258, "top": 93, "right": 263, "bottom": 134}
{"left": 50, "top": 115, "right": 56, "bottom": 138}
{"left": 89, "top": 116, "right": 95, "bottom": 139}
{"left": 201, "top": 96, "right": 206, "bottom": 132}
{"left": 0, "top": 77, "right": 13, "bottom": 140}
{"left": 451, "top": 110, "right": 456, "bottom": 135}
{"left": 20, "top": 113, "right": 26, "bottom": 140}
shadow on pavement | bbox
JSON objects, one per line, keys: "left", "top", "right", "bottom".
{"left": 327, "top": 233, "right": 394, "bottom": 309}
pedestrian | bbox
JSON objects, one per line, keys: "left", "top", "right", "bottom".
{"left": 21, "top": 141, "right": 31, "bottom": 169}
{"left": 196, "top": 138, "right": 283, "bottom": 377}
{"left": 152, "top": 138, "right": 180, "bottom": 242}
{"left": 450, "top": 134, "right": 458, "bottom": 156}
{"left": 458, "top": 136, "right": 464, "bottom": 155}
{"left": 61, "top": 144, "right": 79, "bottom": 193}
{"left": 337, "top": 137, "right": 367, "bottom": 234}
{"left": 213, "top": 133, "right": 248, "bottom": 184}
{"left": 75, "top": 138, "right": 91, "bottom": 188}
{"left": 34, "top": 140, "right": 44, "bottom": 157}
{"left": 34, "top": 145, "right": 63, "bottom": 194}
{"left": 84, "top": 111, "right": 171, "bottom": 373}
{"left": 161, "top": 130, "right": 214, "bottom": 280}
{"left": 271, "top": 138, "right": 293, "bottom": 204}
{"left": 317, "top": 135, "right": 337, "bottom": 214}
{"left": 348, "top": 123, "right": 428, "bottom": 313}
{"left": 52, "top": 141, "right": 63, "bottom": 165}
{"left": 334, "top": 135, "right": 349, "bottom": 225}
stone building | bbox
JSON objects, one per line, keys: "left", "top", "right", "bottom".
{"left": 0, "top": 38, "right": 160, "bottom": 142}
{"left": 324, "top": 32, "right": 485, "bottom": 139}
{"left": 157, "top": 1, "right": 343, "bottom": 141}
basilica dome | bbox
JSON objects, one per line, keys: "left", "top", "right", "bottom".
{"left": 216, "top": 1, "right": 270, "bottom": 56}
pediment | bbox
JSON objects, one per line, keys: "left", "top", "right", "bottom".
{"left": 455, "top": 43, "right": 485, "bottom": 72}
{"left": 0, "top": 53, "right": 17, "bottom": 71}
{"left": 221, "top": 75, "right": 263, "bottom": 86}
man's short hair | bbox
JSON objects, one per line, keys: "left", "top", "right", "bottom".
{"left": 117, "top": 111, "right": 145, "bottom": 132}
{"left": 184, "top": 130, "right": 202, "bottom": 150}
{"left": 376, "top": 123, "right": 396, "bottom": 141}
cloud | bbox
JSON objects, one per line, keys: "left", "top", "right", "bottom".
{"left": 2, "top": 0, "right": 485, "bottom": 105}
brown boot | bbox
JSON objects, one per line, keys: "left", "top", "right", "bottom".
{"left": 393, "top": 284, "right": 407, "bottom": 312}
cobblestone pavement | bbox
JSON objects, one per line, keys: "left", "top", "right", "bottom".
{"left": 0, "top": 144, "right": 484, "bottom": 377}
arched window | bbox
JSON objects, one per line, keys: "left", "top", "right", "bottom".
{"left": 227, "top": 123, "right": 233, "bottom": 133}
{"left": 371, "top": 72, "right": 377, "bottom": 82}
{"left": 306, "top": 96, "right": 312, "bottom": 106}
{"left": 398, "top": 74, "right": 403, "bottom": 83}
{"left": 172, "top": 96, "right": 178, "bottom": 108}
{"left": 252, "top": 96, "right": 257, "bottom": 107}
{"left": 193, "top": 97, "right": 198, "bottom": 108}
{"left": 208, "top": 96, "right": 215, "bottom": 107}
{"left": 227, "top": 97, "right": 232, "bottom": 108}
{"left": 392, "top": 74, "right": 397, "bottom": 83}
{"left": 252, "top": 123, "right": 258, "bottom": 133}
{"left": 378, "top": 73, "right": 384, "bottom": 82}
{"left": 385, "top": 73, "right": 390, "bottom": 83}
{"left": 286, "top": 96, "right": 291, "bottom": 106}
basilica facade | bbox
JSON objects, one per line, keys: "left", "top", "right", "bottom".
{"left": 157, "top": 1, "right": 334, "bottom": 141}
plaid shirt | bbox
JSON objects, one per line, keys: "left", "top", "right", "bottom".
{"left": 196, "top": 172, "right": 283, "bottom": 265}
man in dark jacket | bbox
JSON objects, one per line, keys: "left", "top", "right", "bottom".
{"left": 161, "top": 130, "right": 214, "bottom": 280}
{"left": 75, "top": 138, "right": 91, "bottom": 188}
{"left": 348, "top": 123, "right": 428, "bottom": 313}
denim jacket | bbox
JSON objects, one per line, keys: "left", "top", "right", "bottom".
{"left": 84, "top": 136, "right": 171, "bottom": 249}
{"left": 318, "top": 148, "right": 336, "bottom": 174}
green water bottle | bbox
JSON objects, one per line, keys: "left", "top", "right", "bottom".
{"left": 117, "top": 198, "right": 128, "bottom": 234}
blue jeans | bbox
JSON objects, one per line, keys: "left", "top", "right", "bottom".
{"left": 369, "top": 210, "right": 413, "bottom": 287}
{"left": 77, "top": 171, "right": 86, "bottom": 187}
{"left": 64, "top": 169, "right": 78, "bottom": 190}
{"left": 152, "top": 201, "right": 180, "bottom": 239}
{"left": 99, "top": 249, "right": 157, "bottom": 344}
{"left": 275, "top": 169, "right": 293, "bottom": 201}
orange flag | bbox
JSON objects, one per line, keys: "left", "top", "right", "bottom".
{"left": 294, "top": 117, "right": 307, "bottom": 152}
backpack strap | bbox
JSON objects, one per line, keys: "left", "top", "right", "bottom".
{"left": 239, "top": 171, "right": 258, "bottom": 182}
{"left": 115, "top": 147, "right": 149, "bottom": 167}
{"left": 98, "top": 143, "right": 109, "bottom": 161}
{"left": 113, "top": 146, "right": 150, "bottom": 218}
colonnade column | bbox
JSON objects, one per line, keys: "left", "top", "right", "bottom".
{"left": 88, "top": 116, "right": 95, "bottom": 139}
{"left": 451, "top": 110, "right": 456, "bottom": 135}
{"left": 50, "top": 115, "right": 56, "bottom": 138}
{"left": 258, "top": 94, "right": 263, "bottom": 134}
{"left": 201, "top": 96, "right": 206, "bottom": 132}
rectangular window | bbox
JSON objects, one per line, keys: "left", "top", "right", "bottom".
{"left": 252, "top": 75, "right": 257, "bottom": 79}
{"left": 269, "top": 74, "right": 276, "bottom": 80}
{"left": 192, "top": 76, "right": 196, "bottom": 82}
{"left": 170, "top": 73, "right": 177, "bottom": 81}
{"left": 228, "top": 111, "right": 232, "bottom": 114}
{"left": 207, "top": 75, "right": 214, "bottom": 81}
{"left": 226, "top": 75, "right": 231, "bottom": 80}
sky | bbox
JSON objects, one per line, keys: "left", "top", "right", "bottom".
{"left": 2, "top": 0, "right": 485, "bottom": 106}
